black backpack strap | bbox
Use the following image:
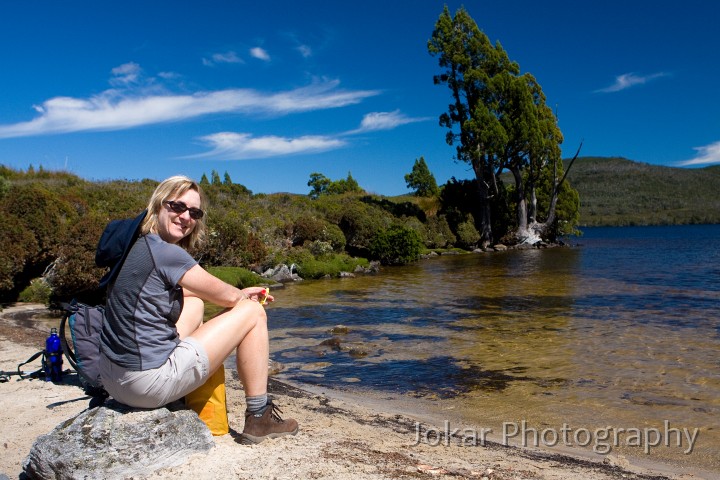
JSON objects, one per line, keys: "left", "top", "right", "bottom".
{"left": 17, "top": 350, "right": 47, "bottom": 379}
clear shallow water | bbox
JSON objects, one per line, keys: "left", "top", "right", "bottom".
{"left": 267, "top": 225, "right": 720, "bottom": 472}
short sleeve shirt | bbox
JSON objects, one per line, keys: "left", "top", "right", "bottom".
{"left": 100, "top": 234, "right": 198, "bottom": 370}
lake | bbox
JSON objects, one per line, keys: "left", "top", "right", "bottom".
{"left": 266, "top": 224, "right": 720, "bottom": 474}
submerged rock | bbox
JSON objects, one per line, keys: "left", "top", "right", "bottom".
{"left": 329, "top": 325, "right": 350, "bottom": 335}
{"left": 23, "top": 400, "right": 213, "bottom": 479}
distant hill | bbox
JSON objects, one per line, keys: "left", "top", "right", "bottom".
{"left": 563, "top": 157, "right": 720, "bottom": 226}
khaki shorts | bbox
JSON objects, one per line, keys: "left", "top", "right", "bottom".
{"left": 99, "top": 337, "right": 210, "bottom": 409}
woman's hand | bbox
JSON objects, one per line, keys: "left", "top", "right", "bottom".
{"left": 241, "top": 287, "right": 274, "bottom": 305}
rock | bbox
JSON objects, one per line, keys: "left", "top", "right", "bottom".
{"left": 268, "top": 359, "right": 284, "bottom": 375}
{"left": 329, "top": 325, "right": 350, "bottom": 335}
{"left": 492, "top": 244, "right": 507, "bottom": 251}
{"left": 348, "top": 348, "right": 368, "bottom": 358}
{"left": 262, "top": 264, "right": 303, "bottom": 283}
{"left": 339, "top": 271, "right": 355, "bottom": 278}
{"left": 23, "top": 401, "right": 213, "bottom": 480}
{"left": 320, "top": 337, "right": 343, "bottom": 350}
{"left": 603, "top": 454, "right": 630, "bottom": 469}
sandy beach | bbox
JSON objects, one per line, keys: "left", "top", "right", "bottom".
{"left": 0, "top": 303, "right": 710, "bottom": 480}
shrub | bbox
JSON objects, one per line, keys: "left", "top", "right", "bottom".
{"left": 369, "top": 225, "right": 422, "bottom": 265}
{"left": 206, "top": 266, "right": 265, "bottom": 288}
{"left": 19, "top": 278, "right": 52, "bottom": 304}
{"left": 47, "top": 214, "right": 107, "bottom": 300}
{"left": 338, "top": 201, "right": 391, "bottom": 257}
{"left": 456, "top": 214, "right": 481, "bottom": 249}
{"left": 295, "top": 253, "right": 369, "bottom": 279}
{"left": 423, "top": 215, "right": 456, "bottom": 248}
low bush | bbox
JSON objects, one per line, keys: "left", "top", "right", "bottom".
{"left": 206, "top": 266, "right": 265, "bottom": 288}
{"left": 369, "top": 225, "right": 422, "bottom": 265}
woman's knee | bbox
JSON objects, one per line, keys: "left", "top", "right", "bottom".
{"left": 241, "top": 300, "right": 267, "bottom": 330}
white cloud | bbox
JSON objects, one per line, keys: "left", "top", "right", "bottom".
{"left": 345, "top": 110, "right": 430, "bottom": 134}
{"left": 595, "top": 72, "right": 669, "bottom": 93}
{"left": 250, "top": 47, "right": 270, "bottom": 61}
{"left": 677, "top": 141, "right": 720, "bottom": 166}
{"left": 203, "top": 51, "right": 243, "bottom": 66}
{"left": 110, "top": 62, "right": 142, "bottom": 86}
{"left": 192, "top": 132, "right": 345, "bottom": 159}
{"left": 0, "top": 79, "right": 379, "bottom": 138}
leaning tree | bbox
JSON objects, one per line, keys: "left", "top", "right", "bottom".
{"left": 428, "top": 6, "right": 579, "bottom": 246}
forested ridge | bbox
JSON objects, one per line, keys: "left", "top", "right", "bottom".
{"left": 565, "top": 157, "right": 720, "bottom": 226}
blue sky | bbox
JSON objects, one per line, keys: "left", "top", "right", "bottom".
{"left": 1, "top": 1, "right": 719, "bottom": 196}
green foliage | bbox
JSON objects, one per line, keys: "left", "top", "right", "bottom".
{"left": 307, "top": 172, "right": 363, "bottom": 199}
{"left": 456, "top": 214, "right": 481, "bottom": 249}
{"left": 206, "top": 266, "right": 264, "bottom": 288}
{"left": 338, "top": 199, "right": 392, "bottom": 257}
{"left": 423, "top": 215, "right": 456, "bottom": 248}
{"left": 291, "top": 251, "right": 369, "bottom": 279}
{"left": 0, "top": 175, "right": 9, "bottom": 198}
{"left": 370, "top": 225, "right": 422, "bottom": 265}
{"left": 18, "top": 278, "right": 52, "bottom": 304}
{"left": 308, "top": 172, "right": 331, "bottom": 199}
{"left": 202, "top": 210, "right": 267, "bottom": 267}
{"left": 405, "top": 156, "right": 439, "bottom": 197}
{"left": 0, "top": 217, "right": 38, "bottom": 298}
{"left": 47, "top": 213, "right": 108, "bottom": 300}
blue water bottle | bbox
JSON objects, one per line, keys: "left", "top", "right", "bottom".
{"left": 45, "top": 328, "right": 63, "bottom": 382}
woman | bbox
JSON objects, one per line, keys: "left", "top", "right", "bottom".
{"left": 99, "top": 175, "right": 298, "bottom": 444}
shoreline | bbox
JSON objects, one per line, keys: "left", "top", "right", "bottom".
{"left": 0, "top": 304, "right": 709, "bottom": 479}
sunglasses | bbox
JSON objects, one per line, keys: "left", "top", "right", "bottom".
{"left": 163, "top": 200, "right": 204, "bottom": 220}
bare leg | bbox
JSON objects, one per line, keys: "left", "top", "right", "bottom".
{"left": 187, "top": 300, "right": 269, "bottom": 396}
{"left": 175, "top": 296, "right": 204, "bottom": 340}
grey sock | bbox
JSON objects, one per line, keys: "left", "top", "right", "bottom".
{"left": 246, "top": 394, "right": 268, "bottom": 413}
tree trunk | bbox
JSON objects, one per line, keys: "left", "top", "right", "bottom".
{"left": 524, "top": 142, "right": 583, "bottom": 243}
{"left": 510, "top": 165, "right": 529, "bottom": 242}
{"left": 471, "top": 159, "right": 494, "bottom": 248}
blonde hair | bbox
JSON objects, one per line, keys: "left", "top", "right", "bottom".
{"left": 141, "top": 175, "right": 207, "bottom": 250}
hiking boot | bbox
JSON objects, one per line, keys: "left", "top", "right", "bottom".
{"left": 241, "top": 398, "right": 299, "bottom": 444}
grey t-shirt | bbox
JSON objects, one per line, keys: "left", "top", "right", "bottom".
{"left": 100, "top": 233, "right": 198, "bottom": 370}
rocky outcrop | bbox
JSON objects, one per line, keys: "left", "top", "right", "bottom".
{"left": 23, "top": 400, "right": 213, "bottom": 479}
{"left": 262, "top": 264, "right": 302, "bottom": 283}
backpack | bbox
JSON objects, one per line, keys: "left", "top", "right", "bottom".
{"left": 59, "top": 300, "right": 107, "bottom": 398}
{"left": 59, "top": 210, "right": 147, "bottom": 400}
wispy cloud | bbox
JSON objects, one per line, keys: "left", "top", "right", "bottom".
{"left": 110, "top": 62, "right": 142, "bottom": 86}
{"left": 677, "top": 141, "right": 720, "bottom": 166}
{"left": 202, "top": 51, "right": 244, "bottom": 66}
{"left": 190, "top": 109, "right": 428, "bottom": 160}
{"left": 345, "top": 110, "right": 430, "bottom": 134}
{"left": 296, "top": 44, "right": 312, "bottom": 58}
{"left": 595, "top": 72, "right": 669, "bottom": 93}
{"left": 0, "top": 71, "right": 379, "bottom": 138}
{"left": 192, "top": 132, "right": 345, "bottom": 160}
{"left": 250, "top": 47, "right": 270, "bottom": 61}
